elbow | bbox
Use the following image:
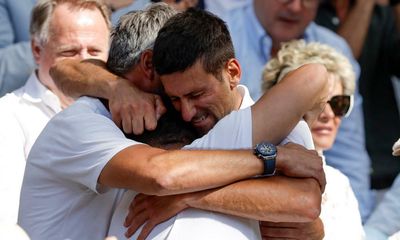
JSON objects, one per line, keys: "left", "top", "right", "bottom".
{"left": 151, "top": 174, "right": 177, "bottom": 196}
{"left": 145, "top": 155, "right": 183, "bottom": 196}
{"left": 300, "top": 63, "right": 329, "bottom": 88}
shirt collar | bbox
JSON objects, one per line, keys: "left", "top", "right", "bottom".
{"left": 237, "top": 84, "right": 255, "bottom": 109}
{"left": 303, "top": 22, "right": 316, "bottom": 42}
{"left": 21, "top": 72, "right": 62, "bottom": 113}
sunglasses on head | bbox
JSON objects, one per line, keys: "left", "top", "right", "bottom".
{"left": 327, "top": 95, "right": 353, "bottom": 118}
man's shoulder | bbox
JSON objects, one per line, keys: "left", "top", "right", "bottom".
{"left": 0, "top": 87, "right": 27, "bottom": 119}
{"left": 220, "top": 1, "right": 251, "bottom": 27}
{"left": 308, "top": 23, "right": 351, "bottom": 52}
{"left": 57, "top": 97, "right": 109, "bottom": 119}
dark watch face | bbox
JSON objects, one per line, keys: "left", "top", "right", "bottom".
{"left": 258, "top": 143, "right": 276, "bottom": 155}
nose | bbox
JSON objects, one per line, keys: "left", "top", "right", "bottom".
{"left": 287, "top": 0, "right": 303, "bottom": 12}
{"left": 79, "top": 51, "right": 90, "bottom": 60}
{"left": 180, "top": 99, "right": 196, "bottom": 122}
{"left": 319, "top": 103, "right": 335, "bottom": 122}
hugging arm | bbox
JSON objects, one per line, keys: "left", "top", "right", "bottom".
{"left": 124, "top": 175, "right": 322, "bottom": 239}
{"left": 50, "top": 59, "right": 166, "bottom": 134}
{"left": 251, "top": 63, "right": 330, "bottom": 146}
{"left": 99, "top": 144, "right": 266, "bottom": 196}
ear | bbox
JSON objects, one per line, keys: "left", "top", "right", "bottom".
{"left": 31, "top": 39, "right": 42, "bottom": 64}
{"left": 139, "top": 50, "right": 154, "bottom": 81}
{"left": 226, "top": 58, "right": 241, "bottom": 89}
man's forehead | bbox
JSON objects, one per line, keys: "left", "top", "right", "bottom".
{"left": 161, "top": 73, "right": 202, "bottom": 96}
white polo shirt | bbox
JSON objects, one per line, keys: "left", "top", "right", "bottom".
{"left": 19, "top": 97, "right": 137, "bottom": 240}
{"left": 0, "top": 73, "right": 61, "bottom": 224}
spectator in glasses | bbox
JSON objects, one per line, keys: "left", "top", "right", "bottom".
{"left": 262, "top": 40, "right": 364, "bottom": 240}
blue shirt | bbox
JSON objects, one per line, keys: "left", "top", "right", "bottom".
{"left": 0, "top": 0, "right": 36, "bottom": 96}
{"left": 110, "top": 0, "right": 149, "bottom": 25}
{"left": 364, "top": 174, "right": 400, "bottom": 239}
{"left": 220, "top": 2, "right": 373, "bottom": 221}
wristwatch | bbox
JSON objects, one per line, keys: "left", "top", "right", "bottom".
{"left": 254, "top": 141, "right": 277, "bottom": 176}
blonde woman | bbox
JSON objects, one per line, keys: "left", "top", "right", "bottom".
{"left": 262, "top": 40, "right": 364, "bottom": 240}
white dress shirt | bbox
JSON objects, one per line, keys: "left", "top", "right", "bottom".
{"left": 0, "top": 72, "right": 61, "bottom": 224}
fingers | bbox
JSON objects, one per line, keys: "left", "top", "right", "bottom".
{"left": 109, "top": 88, "right": 163, "bottom": 134}
{"left": 137, "top": 221, "right": 157, "bottom": 240}
{"left": 124, "top": 210, "right": 148, "bottom": 238}
{"left": 121, "top": 109, "right": 133, "bottom": 134}
{"left": 277, "top": 143, "right": 326, "bottom": 192}
{"left": 143, "top": 107, "right": 158, "bottom": 132}
{"left": 154, "top": 95, "right": 166, "bottom": 120}
{"left": 317, "top": 168, "right": 326, "bottom": 193}
{"left": 110, "top": 108, "right": 122, "bottom": 129}
{"left": 131, "top": 115, "right": 145, "bottom": 135}
{"left": 124, "top": 194, "right": 148, "bottom": 227}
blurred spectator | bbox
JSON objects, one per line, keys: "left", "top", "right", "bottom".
{"left": 364, "top": 172, "right": 400, "bottom": 239}
{"left": 0, "top": 0, "right": 110, "bottom": 224}
{"left": 219, "top": 0, "right": 373, "bottom": 223}
{"left": 262, "top": 40, "right": 364, "bottom": 240}
{"left": 363, "top": 138, "right": 399, "bottom": 239}
{"left": 0, "top": 0, "right": 145, "bottom": 96}
{"left": 110, "top": 0, "right": 199, "bottom": 24}
{"left": 0, "top": 0, "right": 36, "bottom": 96}
{"left": 316, "top": 0, "right": 400, "bottom": 202}
{"left": 109, "top": 0, "right": 250, "bottom": 25}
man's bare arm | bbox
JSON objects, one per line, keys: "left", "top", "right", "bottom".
{"left": 50, "top": 59, "right": 117, "bottom": 99}
{"left": 251, "top": 63, "right": 330, "bottom": 146}
{"left": 123, "top": 175, "right": 322, "bottom": 239}
{"left": 99, "top": 144, "right": 264, "bottom": 196}
{"left": 50, "top": 59, "right": 166, "bottom": 134}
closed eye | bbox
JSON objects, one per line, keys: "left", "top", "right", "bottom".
{"left": 88, "top": 48, "right": 102, "bottom": 56}
{"left": 59, "top": 50, "right": 78, "bottom": 57}
{"left": 190, "top": 91, "right": 203, "bottom": 99}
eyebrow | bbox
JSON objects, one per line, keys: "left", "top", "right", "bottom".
{"left": 55, "top": 44, "right": 80, "bottom": 52}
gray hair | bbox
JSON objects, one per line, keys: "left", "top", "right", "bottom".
{"left": 107, "top": 3, "right": 177, "bottom": 75}
{"left": 262, "top": 40, "right": 356, "bottom": 95}
{"left": 30, "top": 0, "right": 111, "bottom": 46}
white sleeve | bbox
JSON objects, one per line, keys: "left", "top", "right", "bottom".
{"left": 28, "top": 103, "right": 138, "bottom": 193}
{"left": 184, "top": 107, "right": 252, "bottom": 150}
{"left": 280, "top": 120, "right": 315, "bottom": 150}
{"left": 0, "top": 107, "right": 27, "bottom": 223}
